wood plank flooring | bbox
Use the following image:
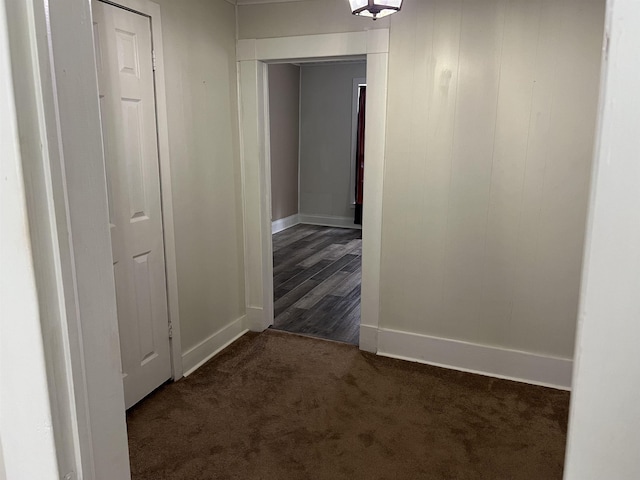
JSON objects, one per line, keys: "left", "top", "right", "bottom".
{"left": 272, "top": 224, "right": 362, "bottom": 344}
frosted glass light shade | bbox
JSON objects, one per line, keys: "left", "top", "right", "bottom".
{"left": 349, "top": 0, "right": 403, "bottom": 20}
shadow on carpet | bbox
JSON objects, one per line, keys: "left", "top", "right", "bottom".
{"left": 127, "top": 329, "right": 570, "bottom": 480}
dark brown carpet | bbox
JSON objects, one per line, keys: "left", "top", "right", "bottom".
{"left": 127, "top": 330, "right": 570, "bottom": 480}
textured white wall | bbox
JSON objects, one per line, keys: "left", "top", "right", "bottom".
{"left": 299, "top": 62, "right": 366, "bottom": 220}
{"left": 379, "top": 0, "right": 604, "bottom": 358}
{"left": 239, "top": 0, "right": 605, "bottom": 359}
{"left": 154, "top": 0, "right": 245, "bottom": 353}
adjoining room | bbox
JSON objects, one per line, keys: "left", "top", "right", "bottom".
{"left": 268, "top": 60, "right": 367, "bottom": 345}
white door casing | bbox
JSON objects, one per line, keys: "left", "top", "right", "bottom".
{"left": 93, "top": 0, "right": 171, "bottom": 408}
{"left": 236, "top": 31, "right": 389, "bottom": 352}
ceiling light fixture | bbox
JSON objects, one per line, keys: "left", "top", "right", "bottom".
{"left": 349, "top": 0, "right": 403, "bottom": 20}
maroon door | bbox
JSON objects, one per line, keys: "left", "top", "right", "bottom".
{"left": 354, "top": 86, "right": 366, "bottom": 225}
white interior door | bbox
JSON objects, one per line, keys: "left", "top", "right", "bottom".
{"left": 93, "top": 0, "right": 172, "bottom": 409}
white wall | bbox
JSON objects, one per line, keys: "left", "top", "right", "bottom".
{"left": 299, "top": 62, "right": 366, "bottom": 221}
{"left": 3, "top": 0, "right": 96, "bottom": 473}
{"left": 238, "top": 0, "right": 389, "bottom": 39}
{"left": 0, "top": 437, "right": 5, "bottom": 480}
{"left": 153, "top": 0, "right": 246, "bottom": 354}
{"left": 564, "top": 0, "right": 640, "bottom": 477}
{"left": 0, "top": 0, "right": 60, "bottom": 475}
{"left": 379, "top": 0, "right": 603, "bottom": 359}
{"left": 239, "top": 0, "right": 605, "bottom": 364}
{"left": 0, "top": 90, "right": 60, "bottom": 479}
{"left": 268, "top": 63, "right": 300, "bottom": 222}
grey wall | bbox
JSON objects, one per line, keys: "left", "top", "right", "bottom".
{"left": 299, "top": 62, "right": 366, "bottom": 221}
{"left": 154, "top": 0, "right": 245, "bottom": 353}
{"left": 239, "top": 0, "right": 604, "bottom": 359}
{"left": 268, "top": 63, "right": 300, "bottom": 222}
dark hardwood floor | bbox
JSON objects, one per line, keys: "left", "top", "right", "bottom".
{"left": 271, "top": 224, "right": 362, "bottom": 344}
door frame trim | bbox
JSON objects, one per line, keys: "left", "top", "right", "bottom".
{"left": 99, "top": 0, "right": 183, "bottom": 379}
{"left": 236, "top": 30, "right": 389, "bottom": 351}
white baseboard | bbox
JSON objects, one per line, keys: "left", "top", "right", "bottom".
{"left": 272, "top": 213, "right": 300, "bottom": 234}
{"left": 358, "top": 324, "right": 378, "bottom": 353}
{"left": 375, "top": 328, "right": 573, "bottom": 390}
{"left": 182, "top": 315, "right": 248, "bottom": 376}
{"left": 299, "top": 213, "right": 362, "bottom": 230}
{"left": 246, "top": 306, "right": 269, "bottom": 332}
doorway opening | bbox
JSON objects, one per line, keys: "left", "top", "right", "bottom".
{"left": 268, "top": 60, "right": 366, "bottom": 345}
{"left": 237, "top": 30, "right": 389, "bottom": 353}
